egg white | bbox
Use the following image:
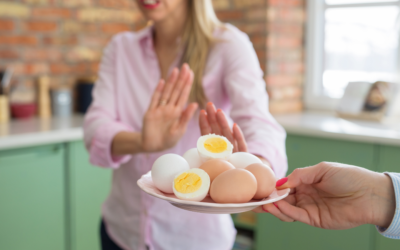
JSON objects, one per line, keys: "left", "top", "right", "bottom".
{"left": 197, "top": 134, "right": 233, "bottom": 162}
{"left": 173, "top": 168, "right": 210, "bottom": 201}
{"left": 151, "top": 154, "right": 190, "bottom": 194}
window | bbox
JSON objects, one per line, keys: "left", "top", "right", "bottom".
{"left": 306, "top": 0, "right": 400, "bottom": 110}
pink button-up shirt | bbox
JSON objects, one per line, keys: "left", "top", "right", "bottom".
{"left": 84, "top": 24, "right": 287, "bottom": 250}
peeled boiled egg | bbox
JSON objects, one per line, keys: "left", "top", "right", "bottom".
{"left": 245, "top": 163, "right": 276, "bottom": 199}
{"left": 199, "top": 159, "right": 235, "bottom": 184}
{"left": 173, "top": 168, "right": 210, "bottom": 201}
{"left": 197, "top": 134, "right": 233, "bottom": 162}
{"left": 210, "top": 169, "right": 257, "bottom": 203}
{"left": 228, "top": 152, "right": 262, "bottom": 169}
{"left": 151, "top": 154, "right": 190, "bottom": 194}
{"left": 183, "top": 148, "right": 203, "bottom": 169}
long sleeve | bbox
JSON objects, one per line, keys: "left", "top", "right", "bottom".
{"left": 377, "top": 172, "right": 400, "bottom": 239}
{"left": 220, "top": 25, "right": 288, "bottom": 178}
{"left": 83, "top": 36, "right": 134, "bottom": 168}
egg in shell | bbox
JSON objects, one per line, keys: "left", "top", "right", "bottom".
{"left": 199, "top": 159, "right": 235, "bottom": 184}
{"left": 210, "top": 169, "right": 257, "bottom": 203}
{"left": 228, "top": 152, "right": 262, "bottom": 169}
{"left": 197, "top": 134, "right": 233, "bottom": 162}
{"left": 173, "top": 168, "right": 210, "bottom": 201}
{"left": 245, "top": 163, "right": 276, "bottom": 199}
{"left": 183, "top": 148, "right": 203, "bottom": 169}
{"left": 151, "top": 154, "right": 190, "bottom": 194}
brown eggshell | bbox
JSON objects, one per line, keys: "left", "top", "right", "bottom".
{"left": 245, "top": 163, "right": 276, "bottom": 199}
{"left": 199, "top": 159, "right": 235, "bottom": 184}
{"left": 210, "top": 169, "right": 257, "bottom": 203}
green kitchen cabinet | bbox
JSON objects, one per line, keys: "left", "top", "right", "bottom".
{"left": 0, "top": 144, "right": 66, "bottom": 250}
{"left": 255, "top": 135, "right": 376, "bottom": 250}
{"left": 375, "top": 145, "right": 400, "bottom": 250}
{"left": 68, "top": 140, "right": 112, "bottom": 250}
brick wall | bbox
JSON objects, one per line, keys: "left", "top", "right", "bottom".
{"left": 0, "top": 0, "right": 304, "bottom": 114}
{"left": 215, "top": 0, "right": 305, "bottom": 113}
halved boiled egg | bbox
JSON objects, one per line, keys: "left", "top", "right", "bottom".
{"left": 197, "top": 134, "right": 233, "bottom": 162}
{"left": 173, "top": 168, "right": 210, "bottom": 201}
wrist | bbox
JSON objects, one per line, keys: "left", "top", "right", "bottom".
{"left": 371, "top": 173, "right": 396, "bottom": 228}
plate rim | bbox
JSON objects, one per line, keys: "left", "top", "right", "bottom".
{"left": 137, "top": 171, "right": 290, "bottom": 208}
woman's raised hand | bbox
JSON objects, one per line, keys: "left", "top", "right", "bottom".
{"left": 259, "top": 162, "right": 396, "bottom": 229}
{"left": 199, "top": 102, "right": 247, "bottom": 153}
{"left": 141, "top": 63, "right": 198, "bottom": 152}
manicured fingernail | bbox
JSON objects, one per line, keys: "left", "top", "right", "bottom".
{"left": 233, "top": 123, "right": 237, "bottom": 126}
{"left": 262, "top": 207, "right": 269, "bottom": 213}
{"left": 200, "top": 110, "right": 206, "bottom": 114}
{"left": 207, "top": 102, "right": 213, "bottom": 106}
{"left": 273, "top": 203, "right": 279, "bottom": 209}
{"left": 217, "top": 109, "right": 222, "bottom": 112}
{"left": 276, "top": 177, "right": 288, "bottom": 187}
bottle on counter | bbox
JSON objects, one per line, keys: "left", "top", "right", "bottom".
{"left": 37, "top": 76, "right": 52, "bottom": 119}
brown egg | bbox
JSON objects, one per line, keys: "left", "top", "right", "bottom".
{"left": 199, "top": 159, "right": 235, "bottom": 184}
{"left": 210, "top": 169, "right": 257, "bottom": 203}
{"left": 245, "top": 163, "right": 276, "bottom": 199}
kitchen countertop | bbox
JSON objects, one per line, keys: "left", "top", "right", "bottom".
{"left": 0, "top": 115, "right": 84, "bottom": 150}
{"left": 274, "top": 111, "right": 400, "bottom": 147}
{"left": 0, "top": 111, "right": 400, "bottom": 151}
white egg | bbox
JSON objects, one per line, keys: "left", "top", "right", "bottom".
{"left": 151, "top": 154, "right": 190, "bottom": 194}
{"left": 228, "top": 152, "right": 262, "bottom": 169}
{"left": 173, "top": 168, "right": 210, "bottom": 201}
{"left": 183, "top": 148, "right": 203, "bottom": 169}
{"left": 197, "top": 134, "right": 233, "bottom": 162}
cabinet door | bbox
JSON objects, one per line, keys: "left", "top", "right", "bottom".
{"left": 0, "top": 144, "right": 65, "bottom": 250}
{"left": 68, "top": 141, "right": 112, "bottom": 250}
{"left": 375, "top": 145, "right": 400, "bottom": 250}
{"left": 256, "top": 135, "right": 376, "bottom": 250}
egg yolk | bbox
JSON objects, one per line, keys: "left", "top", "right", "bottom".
{"left": 204, "top": 137, "right": 227, "bottom": 153}
{"left": 174, "top": 172, "right": 202, "bottom": 194}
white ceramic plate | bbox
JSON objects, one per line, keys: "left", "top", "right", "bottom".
{"left": 137, "top": 171, "right": 290, "bottom": 214}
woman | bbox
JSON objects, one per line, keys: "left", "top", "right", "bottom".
{"left": 84, "top": 0, "right": 287, "bottom": 249}
{"left": 260, "top": 162, "right": 400, "bottom": 239}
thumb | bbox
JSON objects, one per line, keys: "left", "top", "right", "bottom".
{"left": 277, "top": 163, "right": 330, "bottom": 190}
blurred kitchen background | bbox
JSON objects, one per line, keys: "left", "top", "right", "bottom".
{"left": 1, "top": 1, "right": 400, "bottom": 250}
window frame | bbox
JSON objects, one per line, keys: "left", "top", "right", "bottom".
{"left": 305, "top": 0, "right": 400, "bottom": 111}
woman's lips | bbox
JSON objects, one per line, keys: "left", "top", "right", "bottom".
{"left": 141, "top": 0, "right": 160, "bottom": 9}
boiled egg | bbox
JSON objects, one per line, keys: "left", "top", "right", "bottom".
{"left": 183, "top": 148, "right": 203, "bottom": 169}
{"left": 228, "top": 152, "right": 262, "bottom": 169}
{"left": 245, "top": 163, "right": 276, "bottom": 199}
{"left": 151, "top": 154, "right": 190, "bottom": 194}
{"left": 199, "top": 159, "right": 235, "bottom": 184}
{"left": 210, "top": 169, "right": 257, "bottom": 203}
{"left": 197, "top": 134, "right": 233, "bottom": 162}
{"left": 173, "top": 168, "right": 210, "bottom": 201}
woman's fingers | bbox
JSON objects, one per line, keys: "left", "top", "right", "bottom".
{"left": 262, "top": 202, "right": 296, "bottom": 222}
{"left": 272, "top": 200, "right": 313, "bottom": 225}
{"left": 149, "top": 79, "right": 165, "bottom": 110}
{"left": 160, "top": 65, "right": 187, "bottom": 106}
{"left": 169, "top": 65, "right": 191, "bottom": 106}
{"left": 205, "top": 102, "right": 222, "bottom": 135}
{"left": 178, "top": 103, "right": 198, "bottom": 130}
{"left": 199, "top": 110, "right": 212, "bottom": 135}
{"left": 276, "top": 164, "right": 328, "bottom": 190}
{"left": 233, "top": 123, "right": 248, "bottom": 152}
{"left": 216, "top": 110, "right": 235, "bottom": 146}
{"left": 176, "top": 70, "right": 194, "bottom": 109}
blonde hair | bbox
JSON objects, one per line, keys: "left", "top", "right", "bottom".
{"left": 181, "top": 0, "right": 222, "bottom": 108}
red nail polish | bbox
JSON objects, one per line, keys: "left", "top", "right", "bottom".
{"left": 262, "top": 207, "right": 269, "bottom": 213}
{"left": 200, "top": 110, "right": 205, "bottom": 114}
{"left": 217, "top": 109, "right": 222, "bottom": 112}
{"left": 273, "top": 203, "right": 279, "bottom": 209}
{"left": 207, "top": 102, "right": 213, "bottom": 105}
{"left": 276, "top": 177, "right": 288, "bottom": 187}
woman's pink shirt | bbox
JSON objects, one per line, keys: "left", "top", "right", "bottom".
{"left": 84, "top": 24, "right": 287, "bottom": 250}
